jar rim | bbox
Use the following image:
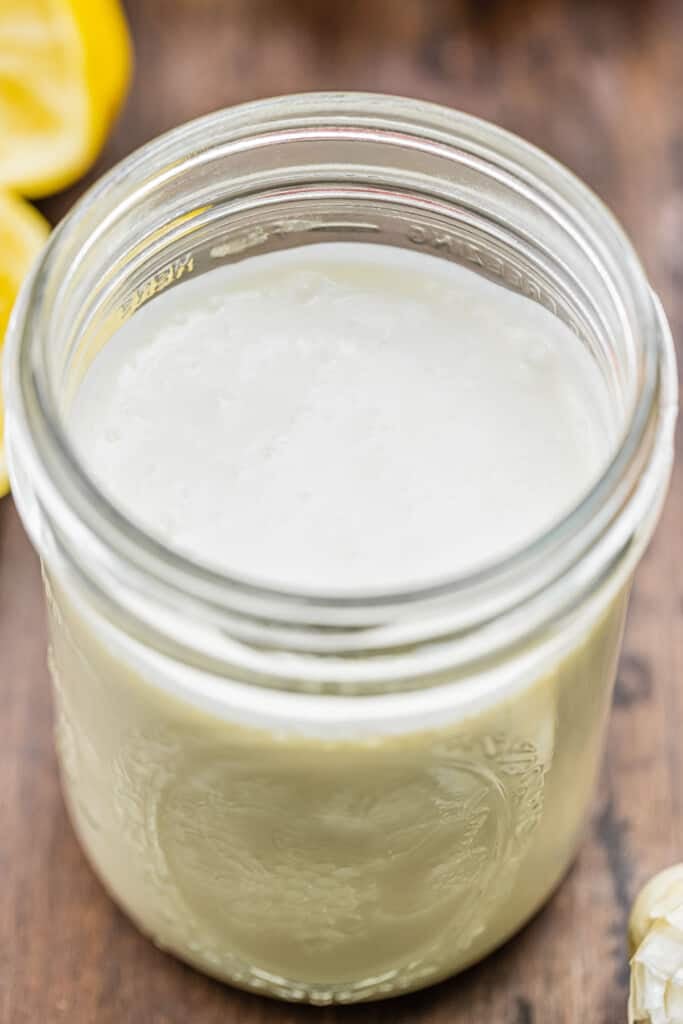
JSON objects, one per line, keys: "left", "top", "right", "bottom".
{"left": 4, "top": 92, "right": 678, "bottom": 651}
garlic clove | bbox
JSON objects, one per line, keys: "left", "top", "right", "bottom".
{"left": 629, "top": 865, "right": 683, "bottom": 1024}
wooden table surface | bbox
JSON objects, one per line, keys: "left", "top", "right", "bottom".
{"left": 2, "top": 2, "right": 683, "bottom": 1021}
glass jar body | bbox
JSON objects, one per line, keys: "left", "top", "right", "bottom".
{"left": 48, "top": 572, "right": 628, "bottom": 1003}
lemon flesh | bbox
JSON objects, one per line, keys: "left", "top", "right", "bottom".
{"left": 0, "top": 191, "right": 50, "bottom": 496}
{"left": 0, "top": 0, "right": 132, "bottom": 197}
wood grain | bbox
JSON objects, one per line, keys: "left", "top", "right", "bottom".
{"left": 2, "top": 1, "right": 682, "bottom": 1021}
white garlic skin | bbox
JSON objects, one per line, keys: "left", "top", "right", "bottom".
{"left": 629, "top": 864, "right": 683, "bottom": 1024}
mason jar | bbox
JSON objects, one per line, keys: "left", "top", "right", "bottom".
{"left": 3, "top": 93, "right": 677, "bottom": 1004}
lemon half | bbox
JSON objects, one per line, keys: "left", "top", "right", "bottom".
{"left": 0, "top": 191, "right": 50, "bottom": 496}
{"left": 0, "top": 0, "right": 132, "bottom": 197}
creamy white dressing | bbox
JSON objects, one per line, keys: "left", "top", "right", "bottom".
{"left": 50, "top": 242, "right": 627, "bottom": 1001}
{"left": 71, "top": 242, "right": 610, "bottom": 592}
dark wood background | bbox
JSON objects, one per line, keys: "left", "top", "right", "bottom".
{"left": 2, "top": 1, "right": 682, "bottom": 1021}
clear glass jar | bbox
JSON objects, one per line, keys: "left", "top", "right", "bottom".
{"left": 3, "top": 93, "right": 677, "bottom": 1005}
